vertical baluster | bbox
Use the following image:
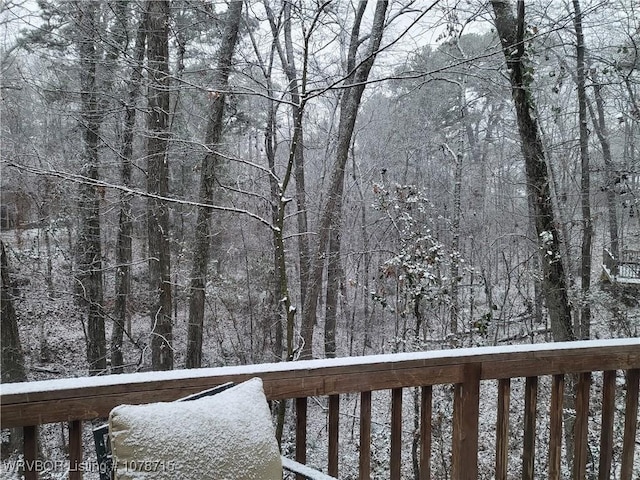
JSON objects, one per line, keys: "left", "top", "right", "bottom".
{"left": 573, "top": 372, "right": 591, "bottom": 480}
{"left": 296, "top": 397, "right": 307, "bottom": 480}
{"left": 452, "top": 381, "right": 463, "bottom": 479}
{"left": 359, "top": 391, "right": 372, "bottom": 480}
{"left": 598, "top": 370, "right": 616, "bottom": 480}
{"left": 620, "top": 369, "right": 639, "bottom": 480}
{"left": 522, "top": 376, "right": 538, "bottom": 480}
{"left": 69, "top": 420, "right": 82, "bottom": 480}
{"left": 419, "top": 386, "right": 432, "bottom": 480}
{"left": 24, "top": 425, "right": 37, "bottom": 480}
{"left": 496, "top": 378, "right": 510, "bottom": 480}
{"left": 549, "top": 374, "right": 564, "bottom": 480}
{"left": 328, "top": 394, "right": 339, "bottom": 477}
{"left": 390, "top": 388, "right": 402, "bottom": 479}
{"left": 451, "top": 363, "right": 481, "bottom": 480}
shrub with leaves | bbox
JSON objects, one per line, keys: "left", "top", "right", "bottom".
{"left": 372, "top": 183, "right": 465, "bottom": 341}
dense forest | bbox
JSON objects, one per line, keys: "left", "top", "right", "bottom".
{"left": 2, "top": 0, "right": 639, "bottom": 375}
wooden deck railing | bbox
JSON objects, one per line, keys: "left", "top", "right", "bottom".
{"left": 603, "top": 248, "right": 640, "bottom": 283}
{"left": 1, "top": 338, "right": 639, "bottom": 479}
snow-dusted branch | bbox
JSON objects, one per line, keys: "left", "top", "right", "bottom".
{"left": 4, "top": 161, "right": 276, "bottom": 231}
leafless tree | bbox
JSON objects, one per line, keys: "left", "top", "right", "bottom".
{"left": 186, "top": 0, "right": 243, "bottom": 369}
{"left": 111, "top": 5, "right": 147, "bottom": 374}
{"left": 490, "top": 0, "right": 574, "bottom": 342}
{"left": 146, "top": 0, "right": 173, "bottom": 371}
{"left": 301, "top": 0, "right": 390, "bottom": 359}
{"left": 75, "top": 0, "right": 107, "bottom": 375}
{"left": 572, "top": 0, "right": 592, "bottom": 340}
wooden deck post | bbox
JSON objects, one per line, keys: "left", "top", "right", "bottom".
{"left": 451, "top": 363, "right": 481, "bottom": 480}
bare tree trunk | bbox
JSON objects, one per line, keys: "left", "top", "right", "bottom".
{"left": 265, "top": 101, "right": 284, "bottom": 362}
{"left": 112, "top": 7, "right": 147, "bottom": 374}
{"left": 264, "top": 82, "right": 300, "bottom": 443}
{"left": 573, "top": 0, "right": 592, "bottom": 341}
{"left": 354, "top": 164, "right": 372, "bottom": 351}
{"left": 490, "top": 0, "right": 574, "bottom": 342}
{"left": 443, "top": 139, "right": 463, "bottom": 336}
{"left": 76, "top": 0, "right": 106, "bottom": 375}
{"left": 1, "top": 240, "right": 26, "bottom": 383}
{"left": 185, "top": 1, "right": 243, "bottom": 369}
{"left": 445, "top": 97, "right": 464, "bottom": 335}
{"left": 527, "top": 194, "right": 544, "bottom": 329}
{"left": 324, "top": 226, "right": 340, "bottom": 358}
{"left": 450, "top": 146, "right": 463, "bottom": 335}
{"left": 1, "top": 239, "right": 26, "bottom": 458}
{"left": 300, "top": 0, "right": 388, "bottom": 359}
{"left": 282, "top": 2, "right": 311, "bottom": 309}
{"left": 256, "top": 31, "right": 285, "bottom": 362}
{"left": 147, "top": 0, "right": 173, "bottom": 371}
{"left": 590, "top": 74, "right": 619, "bottom": 260}
{"left": 567, "top": 5, "right": 594, "bottom": 472}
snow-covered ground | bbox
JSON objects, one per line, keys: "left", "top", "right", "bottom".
{"left": 2, "top": 226, "right": 639, "bottom": 479}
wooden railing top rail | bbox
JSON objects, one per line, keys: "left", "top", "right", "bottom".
{"left": 1, "top": 338, "right": 638, "bottom": 428}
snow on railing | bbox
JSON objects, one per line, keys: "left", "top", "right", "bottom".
{"left": 1, "top": 338, "right": 639, "bottom": 480}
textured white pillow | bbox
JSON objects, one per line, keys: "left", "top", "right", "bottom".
{"left": 109, "top": 378, "right": 282, "bottom": 480}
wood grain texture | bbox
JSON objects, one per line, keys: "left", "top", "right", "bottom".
{"left": 68, "top": 420, "right": 82, "bottom": 480}
{"left": 328, "top": 394, "right": 339, "bottom": 477}
{"left": 522, "top": 376, "right": 538, "bottom": 480}
{"left": 390, "top": 388, "right": 403, "bottom": 479}
{"left": 420, "top": 386, "right": 432, "bottom": 480}
{"left": 548, "top": 374, "right": 564, "bottom": 480}
{"left": 620, "top": 368, "right": 639, "bottom": 480}
{"left": 598, "top": 371, "right": 615, "bottom": 480}
{"left": 451, "top": 363, "right": 481, "bottom": 480}
{"left": 572, "top": 372, "right": 591, "bottom": 480}
{"left": 1, "top": 340, "right": 638, "bottom": 480}
{"left": 359, "top": 391, "right": 371, "bottom": 480}
{"left": 495, "top": 378, "right": 510, "bottom": 480}
{"left": 3, "top": 340, "right": 638, "bottom": 428}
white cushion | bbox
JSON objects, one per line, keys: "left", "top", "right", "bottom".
{"left": 109, "top": 378, "right": 282, "bottom": 480}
